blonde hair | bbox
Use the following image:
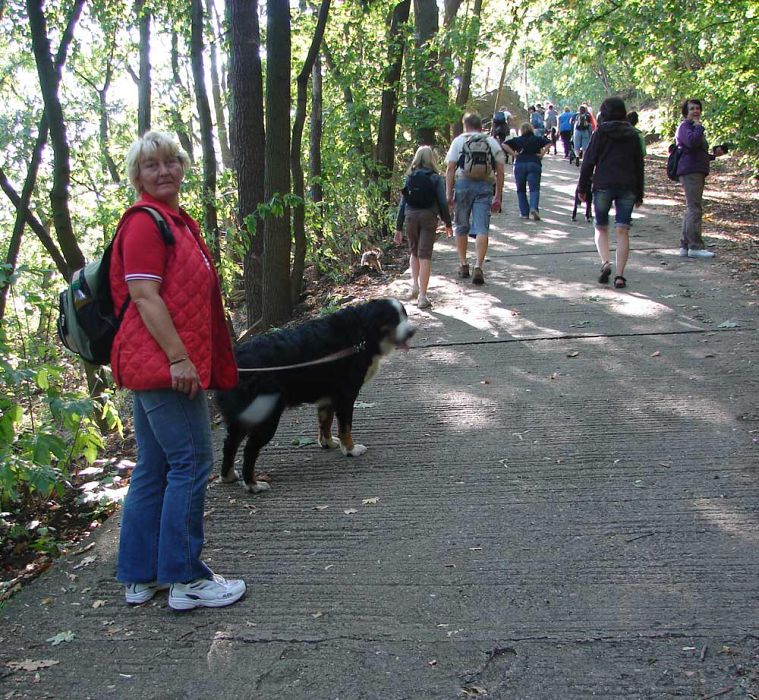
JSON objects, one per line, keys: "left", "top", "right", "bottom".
{"left": 406, "top": 145, "right": 438, "bottom": 175}
{"left": 520, "top": 122, "right": 534, "bottom": 136}
{"left": 125, "top": 131, "right": 191, "bottom": 193}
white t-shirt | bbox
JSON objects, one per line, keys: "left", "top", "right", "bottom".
{"left": 446, "top": 131, "right": 505, "bottom": 182}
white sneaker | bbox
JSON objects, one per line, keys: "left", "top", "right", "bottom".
{"left": 678, "top": 248, "right": 688, "bottom": 257}
{"left": 417, "top": 294, "right": 431, "bottom": 309}
{"left": 687, "top": 249, "right": 715, "bottom": 258}
{"left": 407, "top": 285, "right": 419, "bottom": 300}
{"left": 125, "top": 581, "right": 170, "bottom": 605}
{"left": 169, "top": 573, "right": 246, "bottom": 611}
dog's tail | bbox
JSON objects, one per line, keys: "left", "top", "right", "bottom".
{"left": 238, "top": 393, "right": 282, "bottom": 427}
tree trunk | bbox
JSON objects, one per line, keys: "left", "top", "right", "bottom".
{"left": 136, "top": 0, "right": 151, "bottom": 136}
{"left": 227, "top": 0, "right": 266, "bottom": 328}
{"left": 98, "top": 61, "right": 121, "bottom": 183}
{"left": 376, "top": 0, "right": 411, "bottom": 195}
{"left": 204, "top": 0, "right": 233, "bottom": 170}
{"left": 26, "top": 0, "right": 85, "bottom": 277}
{"left": 261, "top": 0, "right": 292, "bottom": 327}
{"left": 309, "top": 54, "right": 324, "bottom": 243}
{"left": 0, "top": 2, "right": 83, "bottom": 319}
{"left": 412, "top": 0, "right": 440, "bottom": 145}
{"left": 493, "top": 5, "right": 528, "bottom": 116}
{"left": 290, "top": 0, "right": 331, "bottom": 306}
{"left": 170, "top": 31, "right": 195, "bottom": 162}
{"left": 190, "top": 0, "right": 220, "bottom": 265}
{"left": 454, "top": 0, "right": 483, "bottom": 113}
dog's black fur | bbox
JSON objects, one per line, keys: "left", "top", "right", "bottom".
{"left": 215, "top": 299, "right": 415, "bottom": 493}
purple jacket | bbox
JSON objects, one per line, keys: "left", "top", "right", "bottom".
{"left": 676, "top": 120, "right": 711, "bottom": 177}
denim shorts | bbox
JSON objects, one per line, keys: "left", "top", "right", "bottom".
{"left": 454, "top": 178, "right": 494, "bottom": 237}
{"left": 593, "top": 188, "right": 636, "bottom": 227}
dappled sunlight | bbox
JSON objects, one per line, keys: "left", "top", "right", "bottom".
{"left": 426, "top": 386, "right": 500, "bottom": 432}
{"left": 692, "top": 499, "right": 759, "bottom": 542}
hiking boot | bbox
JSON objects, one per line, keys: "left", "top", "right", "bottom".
{"left": 530, "top": 209, "right": 541, "bottom": 221}
{"left": 169, "top": 573, "right": 246, "bottom": 611}
{"left": 125, "top": 581, "right": 170, "bottom": 605}
{"left": 687, "top": 248, "right": 714, "bottom": 258}
{"left": 417, "top": 294, "right": 432, "bottom": 309}
{"left": 458, "top": 263, "right": 470, "bottom": 279}
{"left": 472, "top": 267, "right": 485, "bottom": 285}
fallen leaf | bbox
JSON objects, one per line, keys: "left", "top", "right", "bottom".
{"left": 92, "top": 600, "right": 107, "bottom": 609}
{"left": 362, "top": 497, "right": 380, "bottom": 505}
{"left": 461, "top": 685, "right": 488, "bottom": 696}
{"left": 343, "top": 509, "right": 358, "bottom": 515}
{"left": 292, "top": 436, "right": 317, "bottom": 447}
{"left": 718, "top": 321, "right": 739, "bottom": 328}
{"left": 480, "top": 379, "right": 491, "bottom": 385}
{"left": 46, "top": 631, "right": 75, "bottom": 646}
{"left": 550, "top": 372, "right": 559, "bottom": 380}
{"left": 72, "top": 555, "right": 97, "bottom": 570}
{"left": 651, "top": 351, "right": 661, "bottom": 357}
{"left": 354, "top": 402, "right": 376, "bottom": 408}
{"left": 6, "top": 660, "right": 60, "bottom": 672}
{"left": 567, "top": 351, "right": 580, "bottom": 358}
{"left": 429, "top": 659, "right": 437, "bottom": 666}
{"left": 73, "top": 543, "right": 96, "bottom": 556}
{"left": 313, "top": 505, "right": 329, "bottom": 511}
{"left": 469, "top": 547, "right": 483, "bottom": 551}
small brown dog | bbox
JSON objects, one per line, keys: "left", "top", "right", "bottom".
{"left": 360, "top": 249, "right": 383, "bottom": 273}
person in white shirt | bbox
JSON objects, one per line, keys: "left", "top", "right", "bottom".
{"left": 445, "top": 113, "right": 505, "bottom": 285}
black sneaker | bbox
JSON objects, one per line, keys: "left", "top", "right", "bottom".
{"left": 458, "top": 264, "right": 470, "bottom": 279}
{"left": 472, "top": 267, "right": 484, "bottom": 285}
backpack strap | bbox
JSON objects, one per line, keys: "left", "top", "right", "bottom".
{"left": 112, "top": 206, "right": 176, "bottom": 323}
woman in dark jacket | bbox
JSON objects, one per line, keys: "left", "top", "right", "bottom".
{"left": 502, "top": 123, "right": 551, "bottom": 220}
{"left": 578, "top": 97, "right": 644, "bottom": 289}
{"left": 675, "top": 98, "right": 726, "bottom": 259}
{"left": 395, "top": 146, "right": 452, "bottom": 309}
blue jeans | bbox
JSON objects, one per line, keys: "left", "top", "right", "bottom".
{"left": 573, "top": 128, "right": 591, "bottom": 154}
{"left": 454, "top": 179, "right": 493, "bottom": 237}
{"left": 593, "top": 188, "right": 636, "bottom": 227}
{"left": 117, "top": 389, "right": 214, "bottom": 584}
{"left": 513, "top": 161, "right": 542, "bottom": 216}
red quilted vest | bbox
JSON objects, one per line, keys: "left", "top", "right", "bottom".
{"left": 109, "top": 194, "right": 238, "bottom": 392}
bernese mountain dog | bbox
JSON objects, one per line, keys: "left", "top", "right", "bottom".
{"left": 215, "top": 298, "right": 415, "bottom": 493}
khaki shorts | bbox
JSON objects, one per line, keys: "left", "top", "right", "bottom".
{"left": 405, "top": 208, "right": 438, "bottom": 260}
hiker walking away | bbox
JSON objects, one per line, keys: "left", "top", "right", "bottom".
{"left": 528, "top": 105, "right": 545, "bottom": 138}
{"left": 395, "top": 146, "right": 453, "bottom": 309}
{"left": 627, "top": 111, "right": 647, "bottom": 156}
{"left": 491, "top": 106, "right": 512, "bottom": 163}
{"left": 111, "top": 132, "right": 246, "bottom": 611}
{"left": 445, "top": 112, "right": 505, "bottom": 285}
{"left": 675, "top": 98, "right": 726, "bottom": 259}
{"left": 544, "top": 104, "right": 559, "bottom": 154}
{"left": 558, "top": 106, "right": 575, "bottom": 159}
{"left": 578, "top": 97, "right": 644, "bottom": 289}
{"left": 571, "top": 105, "right": 593, "bottom": 165}
{"left": 502, "top": 122, "right": 551, "bottom": 221}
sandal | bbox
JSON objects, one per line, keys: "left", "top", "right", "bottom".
{"left": 613, "top": 275, "right": 627, "bottom": 289}
{"left": 598, "top": 262, "right": 612, "bottom": 284}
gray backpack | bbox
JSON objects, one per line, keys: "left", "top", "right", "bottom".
{"left": 56, "top": 206, "right": 173, "bottom": 365}
{"left": 458, "top": 133, "right": 495, "bottom": 180}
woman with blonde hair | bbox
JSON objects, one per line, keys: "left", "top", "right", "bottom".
{"left": 394, "top": 145, "right": 452, "bottom": 309}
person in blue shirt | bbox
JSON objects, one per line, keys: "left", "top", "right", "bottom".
{"left": 558, "top": 107, "right": 576, "bottom": 159}
{"left": 502, "top": 123, "right": 551, "bottom": 220}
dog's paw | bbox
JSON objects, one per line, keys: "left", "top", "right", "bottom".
{"left": 244, "top": 480, "right": 271, "bottom": 494}
{"left": 319, "top": 436, "right": 340, "bottom": 449}
{"left": 342, "top": 443, "right": 367, "bottom": 457}
{"left": 221, "top": 469, "right": 241, "bottom": 484}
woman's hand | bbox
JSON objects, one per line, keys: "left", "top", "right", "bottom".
{"left": 578, "top": 192, "right": 586, "bottom": 203}
{"left": 170, "top": 358, "right": 200, "bottom": 400}
{"left": 393, "top": 230, "right": 403, "bottom": 245}
{"left": 444, "top": 225, "right": 453, "bottom": 238}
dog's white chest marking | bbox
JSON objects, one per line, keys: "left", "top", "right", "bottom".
{"left": 364, "top": 356, "right": 382, "bottom": 383}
